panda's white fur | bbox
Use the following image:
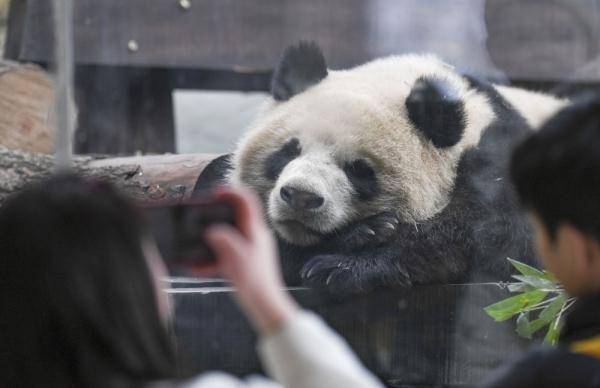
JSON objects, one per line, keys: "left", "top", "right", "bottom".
{"left": 495, "top": 85, "right": 569, "bottom": 128}
{"left": 228, "top": 53, "right": 567, "bottom": 247}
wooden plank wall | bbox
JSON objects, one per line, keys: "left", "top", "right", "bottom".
{"left": 7, "top": 0, "right": 600, "bottom": 81}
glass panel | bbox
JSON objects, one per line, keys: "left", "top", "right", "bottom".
{"left": 4, "top": 1, "right": 597, "bottom": 386}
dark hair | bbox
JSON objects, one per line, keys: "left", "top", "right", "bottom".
{"left": 510, "top": 94, "right": 600, "bottom": 240}
{"left": 0, "top": 174, "right": 177, "bottom": 387}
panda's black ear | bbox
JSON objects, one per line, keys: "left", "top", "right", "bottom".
{"left": 406, "top": 77, "right": 466, "bottom": 148}
{"left": 271, "top": 41, "right": 328, "bottom": 101}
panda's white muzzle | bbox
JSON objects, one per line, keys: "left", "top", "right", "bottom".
{"left": 267, "top": 155, "right": 354, "bottom": 246}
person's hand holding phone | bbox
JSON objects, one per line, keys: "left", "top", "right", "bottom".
{"left": 203, "top": 187, "right": 299, "bottom": 336}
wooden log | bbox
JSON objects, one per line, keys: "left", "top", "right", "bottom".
{"left": 89, "top": 153, "right": 220, "bottom": 202}
{"left": 0, "top": 61, "right": 54, "bottom": 154}
{"left": 0, "top": 146, "right": 219, "bottom": 205}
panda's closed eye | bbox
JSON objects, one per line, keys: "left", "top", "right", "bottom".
{"left": 343, "top": 159, "right": 378, "bottom": 200}
{"left": 264, "top": 137, "right": 302, "bottom": 180}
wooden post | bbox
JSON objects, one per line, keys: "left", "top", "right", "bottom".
{"left": 73, "top": 66, "right": 175, "bottom": 155}
{"left": 0, "top": 61, "right": 54, "bottom": 154}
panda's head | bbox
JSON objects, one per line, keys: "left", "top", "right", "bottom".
{"left": 230, "top": 42, "right": 495, "bottom": 246}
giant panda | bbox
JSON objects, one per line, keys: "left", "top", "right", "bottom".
{"left": 193, "top": 42, "right": 568, "bottom": 295}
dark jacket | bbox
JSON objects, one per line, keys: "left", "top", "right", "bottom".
{"left": 483, "top": 292, "right": 600, "bottom": 387}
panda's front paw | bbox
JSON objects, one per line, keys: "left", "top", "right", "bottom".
{"left": 301, "top": 254, "right": 370, "bottom": 295}
{"left": 335, "top": 212, "right": 399, "bottom": 250}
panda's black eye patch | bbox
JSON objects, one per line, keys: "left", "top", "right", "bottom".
{"left": 343, "top": 159, "right": 378, "bottom": 200}
{"left": 264, "top": 138, "right": 302, "bottom": 180}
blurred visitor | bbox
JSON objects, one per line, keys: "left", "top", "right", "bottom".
{"left": 483, "top": 95, "right": 600, "bottom": 387}
{"left": 0, "top": 174, "right": 382, "bottom": 388}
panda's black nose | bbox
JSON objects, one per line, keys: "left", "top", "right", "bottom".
{"left": 280, "top": 186, "right": 324, "bottom": 210}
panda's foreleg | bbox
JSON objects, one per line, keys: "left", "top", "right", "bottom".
{"left": 300, "top": 250, "right": 410, "bottom": 295}
{"left": 329, "top": 211, "right": 401, "bottom": 250}
{"left": 300, "top": 222, "right": 470, "bottom": 295}
{"left": 299, "top": 185, "right": 483, "bottom": 295}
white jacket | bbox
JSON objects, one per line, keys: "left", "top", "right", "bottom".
{"left": 184, "top": 311, "right": 384, "bottom": 388}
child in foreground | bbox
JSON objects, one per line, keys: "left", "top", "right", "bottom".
{"left": 482, "top": 95, "right": 600, "bottom": 387}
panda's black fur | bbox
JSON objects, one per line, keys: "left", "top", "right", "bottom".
{"left": 406, "top": 77, "right": 467, "bottom": 148}
{"left": 193, "top": 43, "right": 545, "bottom": 295}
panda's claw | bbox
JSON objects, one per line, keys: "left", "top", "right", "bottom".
{"left": 325, "top": 272, "right": 335, "bottom": 286}
{"left": 382, "top": 222, "right": 396, "bottom": 230}
{"left": 301, "top": 256, "right": 334, "bottom": 280}
{"left": 300, "top": 250, "right": 415, "bottom": 294}
{"left": 380, "top": 214, "right": 399, "bottom": 226}
{"left": 301, "top": 254, "right": 369, "bottom": 295}
{"left": 363, "top": 227, "right": 376, "bottom": 235}
{"left": 334, "top": 212, "right": 399, "bottom": 250}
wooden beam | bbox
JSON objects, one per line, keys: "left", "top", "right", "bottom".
{"left": 7, "top": 0, "right": 600, "bottom": 81}
{"left": 0, "top": 146, "right": 218, "bottom": 205}
{"left": 7, "top": 0, "right": 368, "bottom": 70}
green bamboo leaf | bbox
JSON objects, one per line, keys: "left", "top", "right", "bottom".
{"left": 484, "top": 289, "right": 548, "bottom": 322}
{"left": 507, "top": 282, "right": 534, "bottom": 293}
{"left": 507, "top": 258, "right": 548, "bottom": 279}
{"left": 511, "top": 275, "right": 557, "bottom": 290}
{"left": 528, "top": 318, "right": 550, "bottom": 336}
{"left": 539, "top": 294, "right": 567, "bottom": 323}
{"left": 516, "top": 312, "right": 531, "bottom": 338}
{"left": 485, "top": 258, "right": 568, "bottom": 346}
{"left": 543, "top": 318, "right": 562, "bottom": 345}
{"left": 516, "top": 314, "right": 550, "bottom": 339}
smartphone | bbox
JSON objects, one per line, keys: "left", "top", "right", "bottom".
{"left": 143, "top": 198, "right": 236, "bottom": 268}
